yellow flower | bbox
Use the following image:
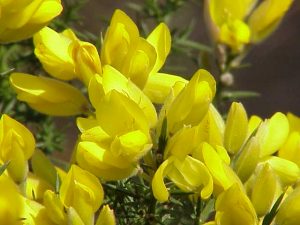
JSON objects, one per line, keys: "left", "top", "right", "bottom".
{"left": 88, "top": 65, "right": 157, "bottom": 128}
{"left": 250, "top": 163, "right": 282, "bottom": 216}
{"left": 162, "top": 69, "right": 216, "bottom": 134}
{"left": 76, "top": 90, "right": 152, "bottom": 180}
{"left": 101, "top": 9, "right": 156, "bottom": 89}
{"left": 196, "top": 104, "right": 225, "bottom": 148}
{"left": 224, "top": 102, "right": 248, "bottom": 154}
{"left": 0, "top": 114, "right": 35, "bottom": 182}
{"left": 275, "top": 186, "right": 300, "bottom": 225}
{"left": 43, "top": 190, "right": 67, "bottom": 225}
{"left": 248, "top": 0, "right": 294, "bottom": 42}
{"left": 10, "top": 73, "right": 89, "bottom": 116}
{"left": 0, "top": 0, "right": 62, "bottom": 43}
{"left": 95, "top": 205, "right": 116, "bottom": 225}
{"left": 143, "top": 72, "right": 188, "bottom": 104}
{"left": 205, "top": 0, "right": 293, "bottom": 50}
{"left": 60, "top": 165, "right": 104, "bottom": 225}
{"left": 234, "top": 136, "right": 260, "bottom": 182}
{"left": 255, "top": 112, "right": 289, "bottom": 157}
{"left": 214, "top": 183, "right": 258, "bottom": 225}
{"left": 152, "top": 155, "right": 213, "bottom": 202}
{"left": 193, "top": 142, "right": 243, "bottom": 195}
{"left": 71, "top": 40, "right": 102, "bottom": 86}
{"left": 34, "top": 27, "right": 78, "bottom": 80}
{"left": 0, "top": 174, "right": 25, "bottom": 225}
{"left": 260, "top": 156, "right": 300, "bottom": 186}
{"left": 278, "top": 113, "right": 300, "bottom": 167}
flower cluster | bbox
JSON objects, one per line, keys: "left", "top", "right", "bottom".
{"left": 205, "top": 0, "right": 294, "bottom": 51}
{"left": 1, "top": 1, "right": 299, "bottom": 224}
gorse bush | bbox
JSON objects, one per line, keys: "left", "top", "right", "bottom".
{"left": 0, "top": 0, "right": 299, "bottom": 225}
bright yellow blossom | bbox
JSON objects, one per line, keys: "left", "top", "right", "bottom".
{"left": 0, "top": 0, "right": 62, "bottom": 43}
{"left": 88, "top": 65, "right": 157, "bottom": 128}
{"left": 214, "top": 184, "right": 258, "bottom": 225}
{"left": 101, "top": 9, "right": 156, "bottom": 89}
{"left": 152, "top": 155, "right": 213, "bottom": 202}
{"left": 250, "top": 163, "right": 282, "bottom": 216}
{"left": 95, "top": 205, "right": 116, "bottom": 225}
{"left": 60, "top": 165, "right": 104, "bottom": 225}
{"left": 276, "top": 186, "right": 300, "bottom": 225}
{"left": 0, "top": 114, "right": 35, "bottom": 182}
{"left": 162, "top": 69, "right": 216, "bottom": 134}
{"left": 0, "top": 174, "right": 25, "bottom": 225}
{"left": 278, "top": 113, "right": 300, "bottom": 167}
{"left": 76, "top": 90, "right": 152, "bottom": 180}
{"left": 10, "top": 73, "right": 89, "bottom": 116}
{"left": 205, "top": 0, "right": 294, "bottom": 50}
{"left": 34, "top": 27, "right": 78, "bottom": 80}
{"left": 224, "top": 102, "right": 248, "bottom": 154}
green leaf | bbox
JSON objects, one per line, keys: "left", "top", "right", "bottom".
{"left": 175, "top": 39, "right": 212, "bottom": 53}
{"left": 55, "top": 172, "right": 60, "bottom": 194}
{"left": 221, "top": 90, "right": 260, "bottom": 100}
{"left": 262, "top": 190, "right": 286, "bottom": 225}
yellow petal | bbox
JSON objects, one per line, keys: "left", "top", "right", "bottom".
{"left": 43, "top": 190, "right": 67, "bottom": 225}
{"left": 101, "top": 9, "right": 139, "bottom": 66}
{"left": 251, "top": 164, "right": 281, "bottom": 216}
{"left": 276, "top": 186, "right": 300, "bottom": 225}
{"left": 167, "top": 69, "right": 215, "bottom": 134}
{"left": 234, "top": 136, "right": 260, "bottom": 182}
{"left": 215, "top": 183, "right": 258, "bottom": 225}
{"left": 197, "top": 104, "right": 225, "bottom": 148}
{"left": 60, "top": 165, "right": 104, "bottom": 212}
{"left": 10, "top": 73, "right": 89, "bottom": 116}
{"left": 0, "top": 0, "right": 62, "bottom": 43}
{"left": 219, "top": 19, "right": 250, "bottom": 51}
{"left": 208, "top": 0, "right": 257, "bottom": 25}
{"left": 100, "top": 65, "right": 157, "bottom": 128}
{"left": 147, "top": 23, "right": 171, "bottom": 73}
{"left": 143, "top": 72, "right": 188, "bottom": 104}
{"left": 172, "top": 156, "right": 213, "bottom": 199}
{"left": 0, "top": 174, "right": 24, "bottom": 224}
{"left": 120, "top": 37, "right": 156, "bottom": 89}
{"left": 96, "top": 90, "right": 150, "bottom": 137}
{"left": 71, "top": 40, "right": 102, "bottom": 86}
{"left": 287, "top": 112, "right": 300, "bottom": 133}
{"left": 278, "top": 132, "right": 300, "bottom": 167}
{"left": 96, "top": 205, "right": 116, "bottom": 225}
{"left": 152, "top": 157, "right": 174, "bottom": 202}
{"left": 224, "top": 102, "right": 248, "bottom": 154}
{"left": 67, "top": 207, "right": 86, "bottom": 225}
{"left": 26, "top": 173, "right": 52, "bottom": 201}
{"left": 110, "top": 130, "right": 152, "bottom": 162}
{"left": 249, "top": 0, "right": 293, "bottom": 42}
{"left": 261, "top": 156, "right": 300, "bottom": 186}
{"left": 34, "top": 27, "right": 77, "bottom": 80}
{"left": 256, "top": 112, "right": 289, "bottom": 157}
{"left": 247, "top": 115, "right": 262, "bottom": 138}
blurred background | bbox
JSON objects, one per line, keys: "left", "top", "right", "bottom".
{"left": 79, "top": 0, "right": 300, "bottom": 117}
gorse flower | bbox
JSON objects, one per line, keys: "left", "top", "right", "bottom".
{"left": 0, "top": 114, "right": 35, "bottom": 182}
{"left": 205, "top": 0, "right": 294, "bottom": 51}
{"left": 0, "top": 0, "right": 62, "bottom": 43}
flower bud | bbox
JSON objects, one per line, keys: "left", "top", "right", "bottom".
{"left": 10, "top": 73, "right": 89, "bottom": 116}
{"left": 0, "top": 0, "right": 62, "bottom": 43}
{"left": 0, "top": 114, "right": 35, "bottom": 182}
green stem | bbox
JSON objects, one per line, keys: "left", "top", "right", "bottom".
{"left": 194, "top": 197, "right": 202, "bottom": 225}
